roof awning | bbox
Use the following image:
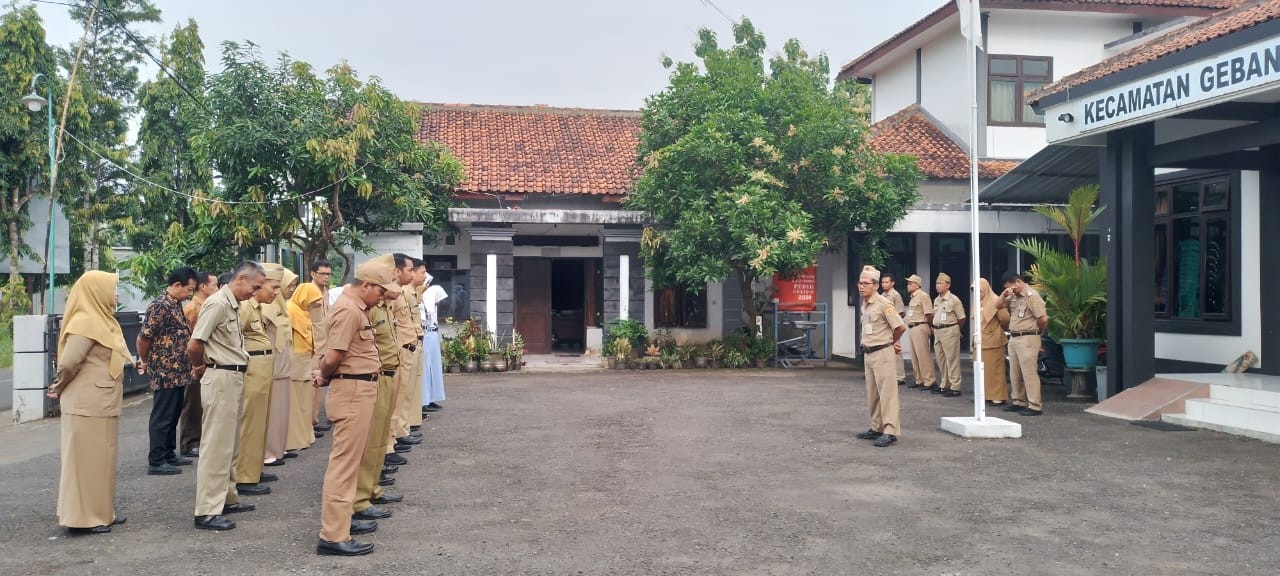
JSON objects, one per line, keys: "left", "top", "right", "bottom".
{"left": 979, "top": 144, "right": 1100, "bottom": 204}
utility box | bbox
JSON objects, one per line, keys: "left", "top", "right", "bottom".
{"left": 11, "top": 315, "right": 51, "bottom": 423}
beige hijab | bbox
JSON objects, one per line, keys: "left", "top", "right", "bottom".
{"left": 58, "top": 271, "right": 132, "bottom": 379}
{"left": 979, "top": 278, "right": 999, "bottom": 327}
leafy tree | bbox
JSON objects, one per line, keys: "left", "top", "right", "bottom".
{"left": 192, "top": 42, "right": 463, "bottom": 274}
{"left": 628, "top": 20, "right": 920, "bottom": 322}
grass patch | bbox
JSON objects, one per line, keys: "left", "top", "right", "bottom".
{"left": 0, "top": 329, "right": 11, "bottom": 369}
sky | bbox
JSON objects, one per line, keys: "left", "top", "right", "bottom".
{"left": 31, "top": 0, "right": 944, "bottom": 110}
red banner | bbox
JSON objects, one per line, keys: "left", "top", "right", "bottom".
{"left": 774, "top": 266, "right": 817, "bottom": 311}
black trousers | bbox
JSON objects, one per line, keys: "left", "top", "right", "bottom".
{"left": 148, "top": 386, "right": 185, "bottom": 466}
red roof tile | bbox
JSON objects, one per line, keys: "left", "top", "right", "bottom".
{"left": 838, "top": 0, "right": 1238, "bottom": 80}
{"left": 869, "top": 105, "right": 1018, "bottom": 180}
{"left": 416, "top": 104, "right": 641, "bottom": 196}
{"left": 1031, "top": 0, "right": 1280, "bottom": 103}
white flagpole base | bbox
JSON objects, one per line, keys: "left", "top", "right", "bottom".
{"left": 940, "top": 416, "right": 1023, "bottom": 439}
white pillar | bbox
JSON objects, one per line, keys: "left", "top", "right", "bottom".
{"left": 486, "top": 252, "right": 498, "bottom": 337}
{"left": 619, "top": 254, "right": 630, "bottom": 319}
{"left": 12, "top": 315, "right": 50, "bottom": 423}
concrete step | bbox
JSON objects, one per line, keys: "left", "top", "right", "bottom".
{"left": 1210, "top": 383, "right": 1280, "bottom": 408}
{"left": 1162, "top": 397, "right": 1280, "bottom": 444}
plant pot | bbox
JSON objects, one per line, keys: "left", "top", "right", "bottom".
{"left": 447, "top": 364, "right": 459, "bottom": 374}
{"left": 695, "top": 357, "right": 709, "bottom": 369}
{"left": 754, "top": 359, "right": 768, "bottom": 369}
{"left": 1060, "top": 338, "right": 1102, "bottom": 370}
{"left": 482, "top": 360, "right": 496, "bottom": 372}
{"left": 465, "top": 360, "right": 478, "bottom": 373}
{"left": 497, "top": 361, "right": 508, "bottom": 372}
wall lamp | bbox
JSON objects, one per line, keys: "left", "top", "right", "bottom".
{"left": 1057, "top": 113, "right": 1074, "bottom": 123}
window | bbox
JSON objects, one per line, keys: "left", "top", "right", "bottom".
{"left": 1154, "top": 175, "right": 1232, "bottom": 321}
{"left": 989, "top": 55, "right": 1052, "bottom": 126}
{"left": 655, "top": 284, "right": 707, "bottom": 328}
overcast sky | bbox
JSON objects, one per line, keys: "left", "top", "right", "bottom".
{"left": 32, "top": 0, "right": 943, "bottom": 110}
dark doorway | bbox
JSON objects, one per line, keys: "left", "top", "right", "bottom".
{"left": 551, "top": 261, "right": 586, "bottom": 352}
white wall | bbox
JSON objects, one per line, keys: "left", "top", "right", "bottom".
{"left": 358, "top": 231, "right": 426, "bottom": 267}
{"left": 643, "top": 279, "right": 724, "bottom": 344}
{"left": 820, "top": 250, "right": 859, "bottom": 358}
{"left": 425, "top": 233, "right": 469, "bottom": 270}
{"left": 871, "top": 52, "right": 917, "bottom": 124}
{"left": 919, "top": 31, "right": 972, "bottom": 146}
{"left": 893, "top": 207, "right": 1056, "bottom": 234}
{"left": 1155, "top": 171, "right": 1263, "bottom": 369}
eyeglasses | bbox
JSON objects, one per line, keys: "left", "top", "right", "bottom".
{"left": 857, "top": 281, "right": 876, "bottom": 286}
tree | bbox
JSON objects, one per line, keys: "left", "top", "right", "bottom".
{"left": 628, "top": 20, "right": 920, "bottom": 323}
{"left": 0, "top": 3, "right": 57, "bottom": 324}
{"left": 193, "top": 42, "right": 463, "bottom": 273}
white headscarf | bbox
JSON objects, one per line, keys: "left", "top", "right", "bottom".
{"left": 420, "top": 273, "right": 448, "bottom": 327}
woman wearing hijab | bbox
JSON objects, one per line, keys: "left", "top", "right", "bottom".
{"left": 49, "top": 271, "right": 133, "bottom": 534}
{"left": 976, "top": 278, "right": 1011, "bottom": 406}
{"left": 287, "top": 281, "right": 324, "bottom": 450}
{"left": 420, "top": 270, "right": 449, "bottom": 410}
{"left": 264, "top": 267, "right": 297, "bottom": 465}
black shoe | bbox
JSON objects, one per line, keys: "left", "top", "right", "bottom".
{"left": 987, "top": 400, "right": 1006, "bottom": 407}
{"left": 313, "top": 430, "right": 325, "bottom": 438}
{"left": 68, "top": 525, "right": 112, "bottom": 535}
{"left": 264, "top": 458, "right": 286, "bottom": 467}
{"left": 384, "top": 453, "right": 408, "bottom": 466}
{"left": 1018, "top": 408, "right": 1044, "bottom": 416}
{"left": 148, "top": 463, "right": 182, "bottom": 475}
{"left": 316, "top": 538, "right": 374, "bottom": 556}
{"left": 378, "top": 475, "right": 395, "bottom": 487}
{"left": 396, "top": 435, "right": 422, "bottom": 445}
{"left": 409, "top": 425, "right": 421, "bottom": 432}
{"left": 897, "top": 380, "right": 907, "bottom": 386}
{"left": 180, "top": 448, "right": 200, "bottom": 458}
{"left": 393, "top": 443, "right": 412, "bottom": 453}
{"left": 408, "top": 430, "right": 423, "bottom": 439}
{"left": 855, "top": 429, "right": 883, "bottom": 440}
{"left": 372, "top": 490, "right": 403, "bottom": 505}
{"left": 194, "top": 515, "right": 235, "bottom": 531}
{"left": 919, "top": 386, "right": 935, "bottom": 392}
{"left": 283, "top": 450, "right": 299, "bottom": 459}
{"left": 221, "top": 502, "right": 255, "bottom": 515}
{"left": 259, "top": 472, "right": 279, "bottom": 483}
{"left": 168, "top": 455, "right": 193, "bottom": 466}
{"left": 314, "top": 422, "right": 333, "bottom": 432}
{"left": 354, "top": 505, "right": 392, "bottom": 520}
{"left": 906, "top": 382, "right": 922, "bottom": 389}
{"left": 873, "top": 434, "right": 898, "bottom": 447}
{"left": 944, "top": 390, "right": 961, "bottom": 397}
{"left": 111, "top": 516, "right": 127, "bottom": 526}
{"left": 382, "top": 464, "right": 399, "bottom": 475}
{"left": 350, "top": 519, "right": 378, "bottom": 535}
{"left": 1002, "top": 403, "right": 1024, "bottom": 413}
{"left": 930, "top": 387, "right": 945, "bottom": 394}
{"left": 236, "top": 483, "right": 272, "bottom": 496}
{"left": 427, "top": 402, "right": 442, "bottom": 411}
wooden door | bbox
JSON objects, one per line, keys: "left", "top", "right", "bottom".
{"left": 515, "top": 259, "right": 552, "bottom": 354}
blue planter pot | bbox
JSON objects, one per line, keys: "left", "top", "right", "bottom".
{"left": 1060, "top": 338, "right": 1102, "bottom": 370}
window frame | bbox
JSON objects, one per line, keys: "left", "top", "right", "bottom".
{"left": 654, "top": 283, "right": 708, "bottom": 329}
{"left": 1153, "top": 170, "right": 1241, "bottom": 336}
{"left": 987, "top": 54, "right": 1053, "bottom": 127}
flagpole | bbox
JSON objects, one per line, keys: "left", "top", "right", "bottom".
{"left": 966, "top": 0, "right": 986, "bottom": 421}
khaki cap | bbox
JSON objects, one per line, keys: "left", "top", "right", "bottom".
{"left": 261, "top": 262, "right": 284, "bottom": 282}
{"left": 357, "top": 255, "right": 403, "bottom": 295}
{"left": 860, "top": 265, "right": 880, "bottom": 282}
{"left": 905, "top": 274, "right": 923, "bottom": 286}
{"left": 936, "top": 272, "right": 951, "bottom": 284}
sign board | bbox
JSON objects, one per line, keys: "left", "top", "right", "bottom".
{"left": 0, "top": 196, "right": 71, "bottom": 274}
{"left": 773, "top": 266, "right": 817, "bottom": 311}
{"left": 1046, "top": 35, "right": 1280, "bottom": 143}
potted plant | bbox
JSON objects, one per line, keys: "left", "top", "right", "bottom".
{"left": 692, "top": 344, "right": 710, "bottom": 369}
{"left": 723, "top": 349, "right": 748, "bottom": 369}
{"left": 644, "top": 343, "right": 661, "bottom": 369}
{"left": 473, "top": 333, "right": 492, "bottom": 372}
{"left": 606, "top": 318, "right": 648, "bottom": 360}
{"left": 707, "top": 341, "right": 726, "bottom": 369}
{"left": 750, "top": 334, "right": 775, "bottom": 368}
{"left": 612, "top": 337, "right": 632, "bottom": 370}
{"left": 463, "top": 336, "right": 479, "bottom": 373}
{"left": 507, "top": 331, "right": 525, "bottom": 371}
{"left": 1012, "top": 184, "right": 1107, "bottom": 372}
{"left": 444, "top": 338, "right": 463, "bottom": 373}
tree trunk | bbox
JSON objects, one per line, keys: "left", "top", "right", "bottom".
{"left": 736, "top": 266, "right": 760, "bottom": 332}
{"left": 7, "top": 186, "right": 33, "bottom": 284}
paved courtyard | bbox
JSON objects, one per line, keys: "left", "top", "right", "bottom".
{"left": 0, "top": 367, "right": 1277, "bottom": 575}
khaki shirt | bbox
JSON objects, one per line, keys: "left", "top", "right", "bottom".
{"left": 392, "top": 289, "right": 419, "bottom": 346}
{"left": 327, "top": 289, "right": 381, "bottom": 376}
{"left": 238, "top": 298, "right": 273, "bottom": 353}
{"left": 884, "top": 288, "right": 905, "bottom": 316}
{"left": 862, "top": 294, "right": 906, "bottom": 348}
{"left": 191, "top": 286, "right": 248, "bottom": 366}
{"left": 906, "top": 290, "right": 933, "bottom": 325}
{"left": 932, "top": 291, "right": 966, "bottom": 327}
{"left": 1008, "top": 290, "right": 1048, "bottom": 333}
{"left": 404, "top": 289, "right": 424, "bottom": 338}
{"left": 184, "top": 293, "right": 207, "bottom": 330}
{"left": 370, "top": 302, "right": 400, "bottom": 370}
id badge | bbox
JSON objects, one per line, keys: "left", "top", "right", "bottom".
{"left": 939, "top": 312, "right": 947, "bottom": 322}
{"left": 907, "top": 310, "right": 914, "bottom": 318}
{"left": 1018, "top": 308, "right": 1026, "bottom": 318}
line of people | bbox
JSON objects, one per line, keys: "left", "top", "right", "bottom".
{"left": 855, "top": 266, "right": 1049, "bottom": 447}
{"left": 50, "top": 254, "right": 449, "bottom": 557}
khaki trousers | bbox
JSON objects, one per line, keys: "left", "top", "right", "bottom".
{"left": 410, "top": 346, "right": 424, "bottom": 424}
{"left": 318, "top": 378, "right": 378, "bottom": 543}
{"left": 58, "top": 414, "right": 118, "bottom": 528}
{"left": 234, "top": 355, "right": 273, "bottom": 484}
{"left": 933, "top": 325, "right": 962, "bottom": 391}
{"left": 194, "top": 368, "right": 243, "bottom": 517}
{"left": 907, "top": 324, "right": 935, "bottom": 386}
{"left": 354, "top": 373, "right": 395, "bottom": 513}
{"left": 982, "top": 347, "right": 1009, "bottom": 402}
{"left": 265, "top": 376, "right": 290, "bottom": 460}
{"left": 863, "top": 347, "right": 900, "bottom": 436}
{"left": 1008, "top": 334, "right": 1042, "bottom": 410}
{"left": 392, "top": 347, "right": 416, "bottom": 439}
{"left": 287, "top": 353, "right": 316, "bottom": 450}
{"left": 178, "top": 376, "right": 202, "bottom": 453}
{"left": 311, "top": 354, "right": 326, "bottom": 425}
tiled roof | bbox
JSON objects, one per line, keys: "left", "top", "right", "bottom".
{"left": 1031, "top": 0, "right": 1280, "bottom": 103}
{"left": 869, "top": 105, "right": 1019, "bottom": 180}
{"left": 838, "top": 0, "right": 1239, "bottom": 80}
{"left": 416, "top": 103, "right": 641, "bottom": 196}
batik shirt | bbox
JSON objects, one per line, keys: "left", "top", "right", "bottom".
{"left": 141, "top": 292, "right": 193, "bottom": 390}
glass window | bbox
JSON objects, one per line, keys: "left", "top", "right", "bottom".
{"left": 1173, "top": 183, "right": 1200, "bottom": 213}
{"left": 1154, "top": 224, "right": 1168, "bottom": 314}
{"left": 1203, "top": 180, "right": 1229, "bottom": 208}
{"left": 990, "top": 57, "right": 1018, "bottom": 75}
{"left": 1154, "top": 175, "right": 1232, "bottom": 322}
{"left": 988, "top": 55, "right": 1052, "bottom": 126}
{"left": 655, "top": 284, "right": 708, "bottom": 329}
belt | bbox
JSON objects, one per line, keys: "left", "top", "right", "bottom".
{"left": 861, "top": 342, "right": 893, "bottom": 354}
{"left": 1010, "top": 330, "right": 1041, "bottom": 338}
{"left": 909, "top": 322, "right": 930, "bottom": 327}
{"left": 381, "top": 370, "right": 397, "bottom": 377}
{"left": 934, "top": 323, "right": 958, "bottom": 329}
{"left": 332, "top": 373, "right": 378, "bottom": 382}
{"left": 402, "top": 343, "right": 418, "bottom": 352}
{"left": 248, "top": 350, "right": 272, "bottom": 357}
{"left": 206, "top": 364, "right": 247, "bottom": 373}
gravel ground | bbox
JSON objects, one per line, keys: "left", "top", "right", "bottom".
{"left": 0, "top": 366, "right": 1276, "bottom": 576}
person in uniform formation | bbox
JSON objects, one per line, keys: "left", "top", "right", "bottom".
{"left": 179, "top": 271, "right": 220, "bottom": 459}
{"left": 877, "top": 272, "right": 908, "bottom": 387}
{"left": 233, "top": 265, "right": 281, "bottom": 495}
{"left": 855, "top": 266, "right": 906, "bottom": 447}
{"left": 420, "top": 262, "right": 449, "bottom": 414}
{"left": 996, "top": 271, "right": 1049, "bottom": 416}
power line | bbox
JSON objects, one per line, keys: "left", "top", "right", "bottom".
{"left": 699, "top": 0, "right": 735, "bottom": 24}
{"left": 94, "top": 0, "right": 213, "bottom": 114}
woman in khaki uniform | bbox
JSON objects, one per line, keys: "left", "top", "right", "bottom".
{"left": 287, "top": 282, "right": 323, "bottom": 450}
{"left": 49, "top": 271, "right": 134, "bottom": 534}
{"left": 264, "top": 268, "right": 297, "bottom": 464}
{"left": 975, "top": 279, "right": 1010, "bottom": 406}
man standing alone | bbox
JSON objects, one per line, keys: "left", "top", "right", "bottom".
{"left": 855, "top": 266, "right": 906, "bottom": 447}
{"left": 931, "top": 273, "right": 966, "bottom": 397}
{"left": 998, "top": 272, "right": 1049, "bottom": 416}
{"left": 138, "top": 267, "right": 199, "bottom": 475}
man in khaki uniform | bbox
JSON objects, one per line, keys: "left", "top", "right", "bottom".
{"left": 879, "top": 272, "right": 907, "bottom": 386}
{"left": 353, "top": 256, "right": 406, "bottom": 523}
{"left": 187, "top": 262, "right": 265, "bottom": 531}
{"left": 233, "top": 267, "right": 281, "bottom": 495}
{"left": 998, "top": 271, "right": 1049, "bottom": 416}
{"left": 179, "top": 271, "right": 219, "bottom": 458}
{"left": 390, "top": 254, "right": 423, "bottom": 451}
{"left": 309, "top": 260, "right": 334, "bottom": 435}
{"left": 903, "top": 275, "right": 936, "bottom": 390}
{"left": 312, "top": 257, "right": 402, "bottom": 556}
{"left": 931, "top": 273, "right": 966, "bottom": 397}
{"left": 855, "top": 266, "right": 906, "bottom": 447}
